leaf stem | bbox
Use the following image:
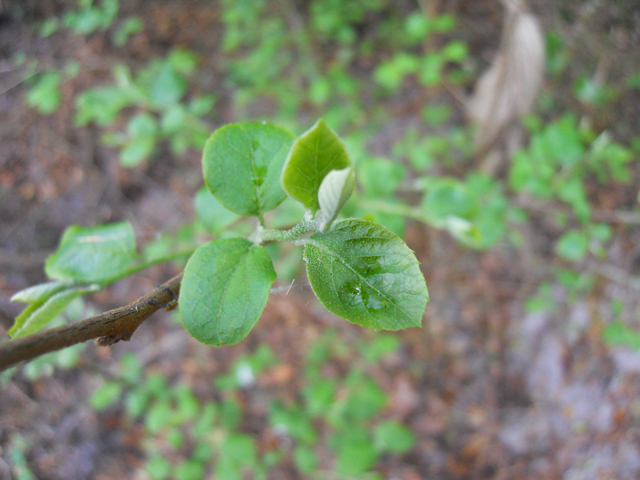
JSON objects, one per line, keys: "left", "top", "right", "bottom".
{"left": 257, "top": 214, "right": 320, "bottom": 243}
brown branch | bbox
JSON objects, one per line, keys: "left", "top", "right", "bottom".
{"left": 0, "top": 273, "right": 182, "bottom": 372}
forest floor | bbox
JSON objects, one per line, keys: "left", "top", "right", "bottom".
{"left": 1, "top": 1, "right": 640, "bottom": 479}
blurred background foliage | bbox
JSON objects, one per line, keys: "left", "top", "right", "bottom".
{"left": 1, "top": 0, "right": 640, "bottom": 478}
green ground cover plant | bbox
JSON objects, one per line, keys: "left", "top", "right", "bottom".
{"left": 88, "top": 332, "right": 414, "bottom": 479}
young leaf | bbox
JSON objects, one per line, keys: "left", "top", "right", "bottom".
{"left": 336, "top": 438, "right": 378, "bottom": 476}
{"left": 180, "top": 238, "right": 276, "bottom": 346}
{"left": 374, "top": 420, "right": 415, "bottom": 454}
{"left": 304, "top": 219, "right": 428, "bottom": 330}
{"left": 10, "top": 281, "right": 64, "bottom": 303}
{"left": 203, "top": 122, "right": 295, "bottom": 219}
{"left": 281, "top": 120, "right": 352, "bottom": 213}
{"left": 45, "top": 222, "right": 138, "bottom": 284}
{"left": 10, "top": 285, "right": 99, "bottom": 338}
{"left": 26, "top": 72, "right": 62, "bottom": 115}
{"left": 556, "top": 230, "right": 588, "bottom": 261}
{"left": 318, "top": 167, "right": 355, "bottom": 229}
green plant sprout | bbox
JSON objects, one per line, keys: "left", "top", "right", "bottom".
{"left": 36, "top": 0, "right": 121, "bottom": 38}
{"left": 1, "top": 119, "right": 429, "bottom": 369}
{"left": 76, "top": 48, "right": 212, "bottom": 167}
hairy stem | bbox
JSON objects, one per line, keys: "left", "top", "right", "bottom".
{"left": 0, "top": 273, "right": 183, "bottom": 372}
{"left": 258, "top": 217, "right": 319, "bottom": 243}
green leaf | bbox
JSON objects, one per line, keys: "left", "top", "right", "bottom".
{"left": 358, "top": 157, "right": 406, "bottom": 197}
{"left": 303, "top": 378, "right": 337, "bottom": 415}
{"left": 221, "top": 433, "right": 257, "bottom": 467}
{"left": 188, "top": 95, "right": 216, "bottom": 116}
{"left": 418, "top": 53, "right": 444, "bottom": 87}
{"left": 374, "top": 53, "right": 419, "bottom": 90}
{"left": 149, "top": 62, "right": 187, "bottom": 107}
{"left": 194, "top": 187, "right": 239, "bottom": 233}
{"left": 90, "top": 381, "right": 123, "bottom": 411}
{"left": 9, "top": 285, "right": 99, "bottom": 338}
{"left": 203, "top": 123, "right": 295, "bottom": 218}
{"left": 304, "top": 219, "right": 428, "bottom": 330}
{"left": 269, "top": 402, "right": 317, "bottom": 444}
{"left": 125, "top": 388, "right": 149, "bottom": 418}
{"left": 120, "top": 137, "right": 155, "bottom": 167}
{"left": 422, "top": 104, "right": 452, "bottom": 127}
{"left": 603, "top": 321, "right": 640, "bottom": 350}
{"left": 161, "top": 105, "right": 188, "bottom": 134}
{"left": 194, "top": 402, "right": 218, "bottom": 437}
{"left": 374, "top": 420, "right": 415, "bottom": 454}
{"left": 26, "top": 72, "right": 62, "bottom": 115}
{"left": 421, "top": 177, "right": 475, "bottom": 221}
{"left": 113, "top": 16, "right": 143, "bottom": 46}
{"left": 318, "top": 167, "right": 355, "bottom": 229}
{"left": 38, "top": 18, "right": 60, "bottom": 37}
{"left": 128, "top": 112, "right": 158, "bottom": 137}
{"left": 281, "top": 120, "right": 353, "bottom": 214}
{"left": 309, "top": 76, "right": 331, "bottom": 105}
{"left": 45, "top": 222, "right": 138, "bottom": 284}
{"left": 168, "top": 48, "right": 199, "bottom": 76}
{"left": 145, "top": 373, "right": 169, "bottom": 397}
{"left": 179, "top": 238, "right": 276, "bottom": 346}
{"left": 10, "top": 281, "right": 64, "bottom": 303}
{"left": 294, "top": 445, "right": 317, "bottom": 474}
{"left": 146, "top": 400, "right": 172, "bottom": 433}
{"left": 147, "top": 455, "right": 172, "bottom": 480}
{"left": 404, "top": 12, "right": 431, "bottom": 43}
{"left": 556, "top": 230, "right": 588, "bottom": 261}
{"left": 442, "top": 40, "right": 468, "bottom": 62}
{"left": 220, "top": 398, "right": 242, "bottom": 430}
{"left": 167, "top": 428, "right": 184, "bottom": 449}
{"left": 75, "top": 84, "right": 135, "bottom": 126}
{"left": 174, "top": 460, "right": 205, "bottom": 480}
{"left": 344, "top": 373, "right": 388, "bottom": 421}
{"left": 336, "top": 438, "right": 378, "bottom": 476}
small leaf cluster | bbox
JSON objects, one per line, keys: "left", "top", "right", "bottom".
{"left": 26, "top": 1, "right": 142, "bottom": 116}
{"left": 89, "top": 332, "right": 415, "bottom": 479}
{"left": 36, "top": 0, "right": 142, "bottom": 43}
{"left": 374, "top": 38, "right": 468, "bottom": 91}
{"left": 511, "top": 113, "right": 634, "bottom": 263}
{"left": 8, "top": 223, "right": 191, "bottom": 339}
{"left": 180, "top": 119, "right": 429, "bottom": 347}
{"left": 417, "top": 173, "right": 512, "bottom": 249}
{"left": 276, "top": 329, "right": 415, "bottom": 477}
{"left": 350, "top": 141, "right": 512, "bottom": 250}
{"left": 9, "top": 222, "right": 136, "bottom": 338}
{"left": 76, "top": 49, "right": 213, "bottom": 167}
{"left": 25, "top": 72, "right": 64, "bottom": 115}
